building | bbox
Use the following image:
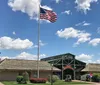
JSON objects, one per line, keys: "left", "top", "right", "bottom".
{"left": 0, "top": 53, "right": 87, "bottom": 81}
{"left": 82, "top": 63, "right": 100, "bottom": 73}
{"left": 0, "top": 59, "right": 60, "bottom": 81}
{"left": 41, "top": 53, "right": 86, "bottom": 80}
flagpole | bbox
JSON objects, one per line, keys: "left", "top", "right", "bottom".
{"left": 37, "top": 0, "right": 40, "bottom": 78}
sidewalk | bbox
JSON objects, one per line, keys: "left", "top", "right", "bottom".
{"left": 92, "top": 82, "right": 100, "bottom": 85}
{"left": 0, "top": 82, "right": 4, "bottom": 85}
{"left": 72, "top": 80, "right": 100, "bottom": 85}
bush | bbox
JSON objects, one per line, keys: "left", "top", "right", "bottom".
{"left": 93, "top": 73, "right": 100, "bottom": 77}
{"left": 16, "top": 76, "right": 24, "bottom": 84}
{"left": 16, "top": 72, "right": 29, "bottom": 84}
{"left": 48, "top": 75, "right": 60, "bottom": 83}
{"left": 92, "top": 73, "right": 100, "bottom": 82}
{"left": 92, "top": 75, "right": 99, "bottom": 82}
{"left": 22, "top": 71, "right": 29, "bottom": 82}
{"left": 30, "top": 78, "right": 47, "bottom": 83}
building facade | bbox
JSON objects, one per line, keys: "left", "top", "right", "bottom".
{"left": 41, "top": 53, "right": 86, "bottom": 80}
{"left": 0, "top": 59, "right": 60, "bottom": 81}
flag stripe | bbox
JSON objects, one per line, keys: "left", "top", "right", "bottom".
{"left": 40, "top": 8, "right": 57, "bottom": 22}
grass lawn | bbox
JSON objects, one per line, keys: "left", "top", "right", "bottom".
{"left": 2, "top": 80, "right": 92, "bottom": 85}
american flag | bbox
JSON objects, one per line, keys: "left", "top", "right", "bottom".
{"left": 40, "top": 7, "right": 57, "bottom": 23}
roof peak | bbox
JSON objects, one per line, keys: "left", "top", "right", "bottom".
{"left": 41, "top": 53, "right": 75, "bottom": 60}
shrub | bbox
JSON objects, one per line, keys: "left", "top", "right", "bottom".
{"left": 92, "top": 73, "right": 100, "bottom": 82}
{"left": 93, "top": 73, "right": 100, "bottom": 77}
{"left": 30, "top": 78, "right": 47, "bottom": 83}
{"left": 16, "top": 76, "right": 23, "bottom": 84}
{"left": 16, "top": 72, "right": 29, "bottom": 84}
{"left": 48, "top": 75, "right": 60, "bottom": 83}
{"left": 92, "top": 75, "right": 99, "bottom": 82}
{"left": 22, "top": 71, "right": 29, "bottom": 82}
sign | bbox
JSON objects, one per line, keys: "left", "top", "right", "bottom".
{"left": 63, "top": 65, "right": 74, "bottom": 70}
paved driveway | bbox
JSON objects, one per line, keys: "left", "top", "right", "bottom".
{"left": 92, "top": 83, "right": 100, "bottom": 85}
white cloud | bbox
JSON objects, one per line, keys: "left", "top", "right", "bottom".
{"left": 8, "top": 0, "right": 39, "bottom": 19}
{"left": 96, "top": 60, "right": 100, "bottom": 63}
{"left": 1, "top": 53, "right": 100, "bottom": 64}
{"left": 8, "top": 0, "right": 52, "bottom": 23}
{"left": 75, "top": 22, "right": 82, "bottom": 26}
{"left": 0, "top": 56, "right": 10, "bottom": 60}
{"left": 75, "top": 21, "right": 91, "bottom": 26}
{"left": 76, "top": 54, "right": 92, "bottom": 61}
{"left": 75, "top": 0, "right": 98, "bottom": 14}
{"left": 83, "top": 59, "right": 100, "bottom": 64}
{"left": 0, "top": 52, "right": 47, "bottom": 60}
{"left": 76, "top": 53, "right": 100, "bottom": 64}
{"left": 55, "top": 0, "right": 61, "bottom": 3}
{"left": 56, "top": 27, "right": 91, "bottom": 45}
{"left": 75, "top": 32, "right": 91, "bottom": 45}
{"left": 13, "top": 31, "right": 16, "bottom": 35}
{"left": 76, "top": 54, "right": 98, "bottom": 64}
{"left": 83, "top": 23, "right": 90, "bottom": 26}
{"left": 0, "top": 36, "right": 33, "bottom": 50}
{"left": 34, "top": 40, "right": 47, "bottom": 47}
{"left": 62, "top": 10, "right": 72, "bottom": 15}
{"left": 41, "top": 5, "right": 52, "bottom": 11}
{"left": 39, "top": 40, "right": 46, "bottom": 46}
{"left": 40, "top": 54, "right": 47, "bottom": 59}
{"left": 84, "top": 60, "right": 97, "bottom": 64}
{"left": 89, "top": 38, "right": 100, "bottom": 46}
{"left": 40, "top": 19, "right": 51, "bottom": 23}
{"left": 97, "top": 27, "right": 100, "bottom": 34}
{"left": 56, "top": 27, "right": 79, "bottom": 39}
{"left": 16, "top": 52, "right": 37, "bottom": 60}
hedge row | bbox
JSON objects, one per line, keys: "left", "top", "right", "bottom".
{"left": 30, "top": 78, "right": 47, "bottom": 83}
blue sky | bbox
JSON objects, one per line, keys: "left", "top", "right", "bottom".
{"left": 0, "top": 0, "right": 100, "bottom": 63}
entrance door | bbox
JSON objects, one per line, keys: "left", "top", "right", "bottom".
{"left": 63, "top": 69, "right": 74, "bottom": 79}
